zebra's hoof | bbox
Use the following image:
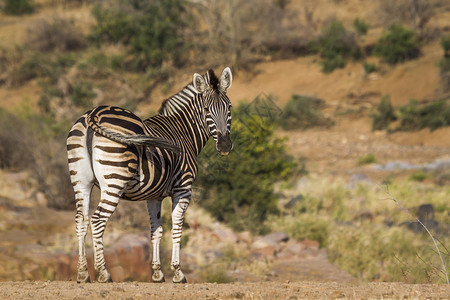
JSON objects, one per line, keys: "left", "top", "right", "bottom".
{"left": 96, "top": 270, "right": 112, "bottom": 283}
{"left": 152, "top": 270, "right": 165, "bottom": 283}
{"left": 172, "top": 269, "right": 187, "bottom": 284}
{"left": 77, "top": 271, "right": 90, "bottom": 283}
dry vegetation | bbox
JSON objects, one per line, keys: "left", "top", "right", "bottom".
{"left": 0, "top": 0, "right": 449, "bottom": 288}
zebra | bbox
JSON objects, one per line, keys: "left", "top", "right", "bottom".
{"left": 67, "top": 67, "right": 233, "bottom": 283}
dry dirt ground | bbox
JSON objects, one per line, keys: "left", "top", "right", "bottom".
{"left": 1, "top": 1, "right": 450, "bottom": 298}
{"left": 1, "top": 281, "right": 449, "bottom": 299}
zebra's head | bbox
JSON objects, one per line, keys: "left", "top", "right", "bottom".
{"left": 193, "top": 67, "right": 233, "bottom": 156}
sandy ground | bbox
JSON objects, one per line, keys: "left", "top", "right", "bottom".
{"left": 1, "top": 281, "right": 449, "bottom": 299}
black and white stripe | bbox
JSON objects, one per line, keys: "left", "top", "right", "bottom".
{"left": 67, "top": 67, "right": 233, "bottom": 283}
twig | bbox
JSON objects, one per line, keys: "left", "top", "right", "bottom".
{"left": 382, "top": 183, "right": 449, "bottom": 284}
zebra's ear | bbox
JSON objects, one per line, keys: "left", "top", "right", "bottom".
{"left": 193, "top": 73, "right": 206, "bottom": 94}
{"left": 219, "top": 67, "right": 232, "bottom": 92}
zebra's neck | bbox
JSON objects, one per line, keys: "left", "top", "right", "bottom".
{"left": 157, "top": 84, "right": 210, "bottom": 156}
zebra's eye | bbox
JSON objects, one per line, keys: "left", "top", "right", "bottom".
{"left": 204, "top": 107, "right": 209, "bottom": 112}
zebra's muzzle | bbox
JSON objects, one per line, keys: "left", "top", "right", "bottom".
{"left": 216, "top": 131, "right": 233, "bottom": 156}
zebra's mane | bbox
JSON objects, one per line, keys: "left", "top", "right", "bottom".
{"left": 158, "top": 70, "right": 219, "bottom": 116}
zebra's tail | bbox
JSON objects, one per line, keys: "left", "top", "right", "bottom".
{"left": 86, "top": 112, "right": 180, "bottom": 154}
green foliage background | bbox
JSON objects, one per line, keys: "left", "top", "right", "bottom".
{"left": 373, "top": 24, "right": 421, "bottom": 65}
{"left": 90, "top": 0, "right": 189, "bottom": 71}
{"left": 196, "top": 104, "right": 299, "bottom": 234}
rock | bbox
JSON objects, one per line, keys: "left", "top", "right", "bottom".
{"left": 104, "top": 248, "right": 120, "bottom": 268}
{"left": 236, "top": 231, "right": 252, "bottom": 244}
{"left": 251, "top": 246, "right": 276, "bottom": 259}
{"left": 276, "top": 240, "right": 307, "bottom": 260}
{"left": 284, "top": 241, "right": 306, "bottom": 254}
{"left": 264, "top": 232, "right": 289, "bottom": 244}
{"left": 114, "top": 234, "right": 151, "bottom": 281}
{"left": 110, "top": 265, "right": 126, "bottom": 282}
{"left": 252, "top": 238, "right": 277, "bottom": 250}
{"left": 211, "top": 229, "right": 238, "bottom": 243}
{"left": 299, "top": 239, "right": 319, "bottom": 250}
{"left": 416, "top": 204, "right": 434, "bottom": 221}
{"left": 35, "top": 192, "right": 48, "bottom": 207}
{"left": 251, "top": 232, "right": 289, "bottom": 250}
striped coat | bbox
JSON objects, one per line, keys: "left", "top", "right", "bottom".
{"left": 67, "top": 67, "right": 233, "bottom": 283}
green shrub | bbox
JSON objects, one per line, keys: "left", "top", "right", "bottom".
{"left": 439, "top": 35, "right": 450, "bottom": 93}
{"left": 320, "top": 54, "right": 346, "bottom": 73}
{"left": 441, "top": 34, "right": 450, "bottom": 58}
{"left": 396, "top": 99, "right": 450, "bottom": 131}
{"left": 312, "top": 19, "right": 362, "bottom": 73}
{"left": 373, "top": 24, "right": 421, "bottom": 65}
{"left": 90, "top": 0, "right": 190, "bottom": 71}
{"left": 440, "top": 58, "right": 450, "bottom": 74}
{"left": 410, "top": 171, "right": 427, "bottom": 182}
{"left": 2, "top": 0, "right": 35, "bottom": 15}
{"left": 70, "top": 81, "right": 96, "bottom": 108}
{"left": 357, "top": 153, "right": 376, "bottom": 165}
{"left": 196, "top": 104, "right": 299, "bottom": 234}
{"left": 371, "top": 95, "right": 397, "bottom": 130}
{"left": 353, "top": 18, "right": 369, "bottom": 36}
{"left": 278, "top": 95, "right": 333, "bottom": 130}
{"left": 363, "top": 61, "right": 378, "bottom": 74}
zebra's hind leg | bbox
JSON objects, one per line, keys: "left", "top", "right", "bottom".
{"left": 170, "top": 196, "right": 190, "bottom": 283}
{"left": 147, "top": 199, "right": 165, "bottom": 283}
{"left": 67, "top": 125, "right": 95, "bottom": 283}
{"left": 74, "top": 183, "right": 93, "bottom": 283}
{"left": 90, "top": 190, "right": 120, "bottom": 283}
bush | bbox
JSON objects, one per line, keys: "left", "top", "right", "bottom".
{"left": 441, "top": 34, "right": 450, "bottom": 58}
{"left": 0, "top": 108, "right": 74, "bottom": 210}
{"left": 70, "top": 81, "right": 96, "bottom": 108}
{"left": 90, "top": 0, "right": 190, "bottom": 71}
{"left": 2, "top": 0, "right": 35, "bottom": 15}
{"left": 278, "top": 95, "right": 334, "bottom": 130}
{"left": 0, "top": 109, "right": 36, "bottom": 170}
{"left": 312, "top": 19, "right": 362, "bottom": 73}
{"left": 353, "top": 18, "right": 369, "bottom": 36}
{"left": 396, "top": 99, "right": 450, "bottom": 131}
{"left": 363, "top": 61, "right": 378, "bottom": 74}
{"left": 357, "top": 153, "right": 377, "bottom": 165}
{"left": 371, "top": 96, "right": 450, "bottom": 132}
{"left": 439, "top": 35, "right": 450, "bottom": 93}
{"left": 371, "top": 95, "right": 397, "bottom": 130}
{"left": 373, "top": 24, "right": 421, "bottom": 65}
{"left": 27, "top": 17, "right": 86, "bottom": 52}
{"left": 196, "top": 104, "right": 300, "bottom": 234}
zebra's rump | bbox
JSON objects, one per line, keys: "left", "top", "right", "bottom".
{"left": 86, "top": 105, "right": 180, "bottom": 153}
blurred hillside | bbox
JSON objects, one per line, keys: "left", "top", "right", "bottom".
{"left": 0, "top": 0, "right": 449, "bottom": 284}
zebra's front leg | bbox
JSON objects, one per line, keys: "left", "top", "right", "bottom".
{"left": 147, "top": 199, "right": 165, "bottom": 283}
{"left": 171, "top": 196, "right": 190, "bottom": 283}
